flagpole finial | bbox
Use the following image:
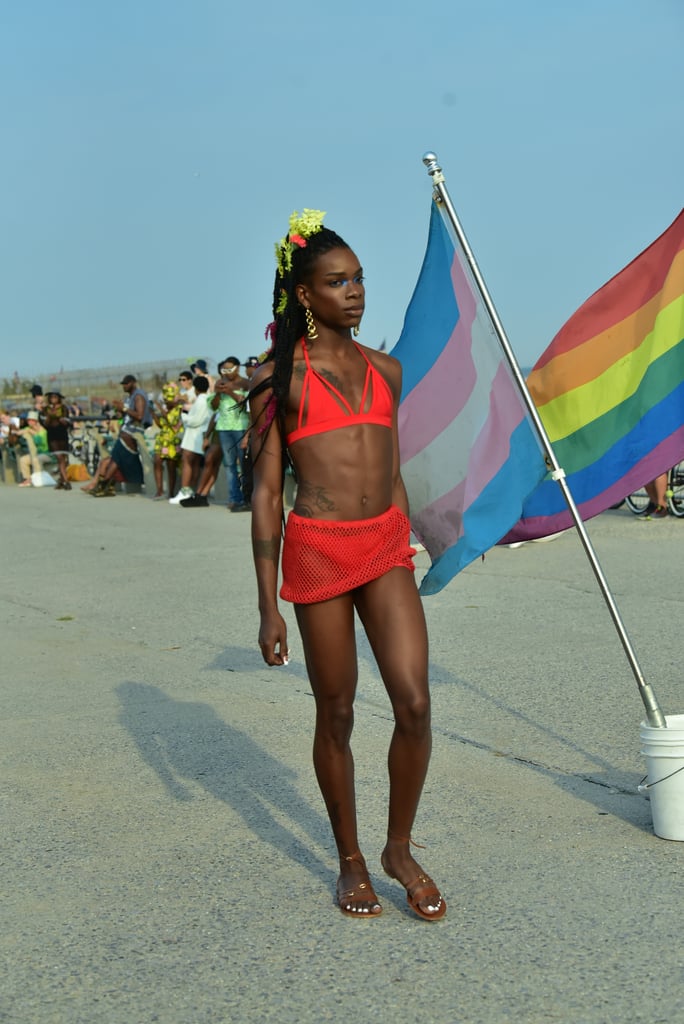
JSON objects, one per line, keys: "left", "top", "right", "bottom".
{"left": 422, "top": 152, "right": 444, "bottom": 184}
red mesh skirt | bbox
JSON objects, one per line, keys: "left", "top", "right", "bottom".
{"left": 280, "top": 505, "right": 416, "bottom": 604}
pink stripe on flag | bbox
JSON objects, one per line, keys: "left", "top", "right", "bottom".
{"left": 465, "top": 364, "right": 528, "bottom": 499}
{"left": 412, "top": 365, "right": 529, "bottom": 558}
{"left": 398, "top": 253, "right": 478, "bottom": 462}
{"left": 403, "top": 362, "right": 528, "bottom": 506}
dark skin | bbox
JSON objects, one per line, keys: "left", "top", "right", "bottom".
{"left": 186, "top": 361, "right": 250, "bottom": 499}
{"left": 152, "top": 394, "right": 183, "bottom": 498}
{"left": 43, "top": 394, "right": 71, "bottom": 485}
{"left": 250, "top": 246, "right": 443, "bottom": 918}
{"left": 211, "top": 361, "right": 249, "bottom": 408}
{"left": 98, "top": 380, "right": 147, "bottom": 484}
{"left": 112, "top": 380, "right": 147, "bottom": 445}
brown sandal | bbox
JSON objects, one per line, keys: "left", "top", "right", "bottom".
{"left": 336, "top": 851, "right": 382, "bottom": 918}
{"left": 381, "top": 841, "right": 446, "bottom": 921}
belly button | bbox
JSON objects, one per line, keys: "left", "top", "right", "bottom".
{"left": 361, "top": 495, "right": 368, "bottom": 505}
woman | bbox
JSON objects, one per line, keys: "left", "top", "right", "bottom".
{"left": 249, "top": 210, "right": 445, "bottom": 920}
{"left": 41, "top": 392, "right": 71, "bottom": 489}
{"left": 169, "top": 375, "right": 213, "bottom": 504}
{"left": 177, "top": 370, "right": 196, "bottom": 411}
{"left": 179, "top": 358, "right": 248, "bottom": 509}
{"left": 152, "top": 382, "right": 184, "bottom": 499}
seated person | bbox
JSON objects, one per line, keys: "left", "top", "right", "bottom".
{"left": 0, "top": 411, "right": 14, "bottom": 446}
{"left": 90, "top": 375, "right": 152, "bottom": 496}
{"left": 645, "top": 472, "right": 669, "bottom": 518}
{"left": 16, "top": 411, "right": 51, "bottom": 486}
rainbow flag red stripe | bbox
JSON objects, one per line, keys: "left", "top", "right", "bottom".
{"left": 503, "top": 209, "right": 684, "bottom": 542}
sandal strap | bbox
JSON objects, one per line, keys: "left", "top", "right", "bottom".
{"left": 337, "top": 881, "right": 372, "bottom": 901}
{"left": 342, "top": 850, "right": 366, "bottom": 864}
{"left": 405, "top": 873, "right": 441, "bottom": 903}
{"left": 337, "top": 853, "right": 381, "bottom": 911}
{"left": 387, "top": 830, "right": 427, "bottom": 849}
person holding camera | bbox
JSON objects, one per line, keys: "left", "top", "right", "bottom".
{"left": 213, "top": 356, "right": 250, "bottom": 511}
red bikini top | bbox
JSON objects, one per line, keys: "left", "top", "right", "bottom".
{"left": 286, "top": 342, "right": 394, "bottom": 446}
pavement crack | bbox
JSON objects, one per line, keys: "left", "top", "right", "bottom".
{"left": 438, "top": 726, "right": 639, "bottom": 796}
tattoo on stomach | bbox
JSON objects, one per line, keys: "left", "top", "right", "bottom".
{"left": 296, "top": 480, "right": 338, "bottom": 513}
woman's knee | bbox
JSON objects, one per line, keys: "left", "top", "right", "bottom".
{"left": 315, "top": 696, "right": 355, "bottom": 747}
{"left": 393, "top": 689, "right": 431, "bottom": 738}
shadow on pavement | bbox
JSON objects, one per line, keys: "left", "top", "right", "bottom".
{"left": 116, "top": 681, "right": 334, "bottom": 884}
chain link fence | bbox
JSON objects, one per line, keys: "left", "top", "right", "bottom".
{"left": 3, "top": 356, "right": 210, "bottom": 412}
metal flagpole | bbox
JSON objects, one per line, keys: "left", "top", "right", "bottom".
{"left": 422, "top": 151, "right": 667, "bottom": 728}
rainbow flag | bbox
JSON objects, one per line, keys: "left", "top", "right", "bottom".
{"left": 393, "top": 203, "right": 547, "bottom": 595}
{"left": 503, "top": 209, "right": 684, "bottom": 543}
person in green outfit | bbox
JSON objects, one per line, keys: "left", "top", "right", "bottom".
{"left": 214, "top": 356, "right": 250, "bottom": 511}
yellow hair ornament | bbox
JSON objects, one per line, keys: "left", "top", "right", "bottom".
{"left": 275, "top": 208, "right": 326, "bottom": 278}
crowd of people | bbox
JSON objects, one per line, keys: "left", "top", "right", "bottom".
{"left": 0, "top": 357, "right": 263, "bottom": 508}
{"left": 1, "top": 385, "right": 82, "bottom": 489}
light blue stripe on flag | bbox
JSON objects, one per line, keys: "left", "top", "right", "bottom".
{"left": 397, "top": 202, "right": 460, "bottom": 398}
{"left": 393, "top": 203, "right": 547, "bottom": 594}
{"left": 418, "top": 419, "right": 545, "bottom": 594}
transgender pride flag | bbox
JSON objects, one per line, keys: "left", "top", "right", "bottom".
{"left": 393, "top": 203, "right": 547, "bottom": 595}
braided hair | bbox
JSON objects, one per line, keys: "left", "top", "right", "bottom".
{"left": 251, "top": 225, "right": 350, "bottom": 456}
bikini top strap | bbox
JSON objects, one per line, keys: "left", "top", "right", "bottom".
{"left": 301, "top": 342, "right": 313, "bottom": 370}
{"left": 353, "top": 343, "right": 373, "bottom": 411}
{"left": 297, "top": 343, "right": 313, "bottom": 432}
{"left": 298, "top": 340, "right": 374, "bottom": 428}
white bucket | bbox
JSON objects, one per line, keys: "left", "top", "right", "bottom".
{"left": 639, "top": 714, "right": 684, "bottom": 841}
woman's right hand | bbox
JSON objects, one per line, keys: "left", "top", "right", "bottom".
{"left": 258, "top": 610, "right": 289, "bottom": 666}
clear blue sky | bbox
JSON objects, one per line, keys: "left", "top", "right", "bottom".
{"left": 2, "top": 0, "right": 682, "bottom": 380}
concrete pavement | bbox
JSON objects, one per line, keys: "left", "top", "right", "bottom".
{"left": 1, "top": 485, "right": 682, "bottom": 1023}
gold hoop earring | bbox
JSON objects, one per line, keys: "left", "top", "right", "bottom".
{"left": 305, "top": 307, "right": 318, "bottom": 341}
{"left": 353, "top": 326, "right": 359, "bottom": 337}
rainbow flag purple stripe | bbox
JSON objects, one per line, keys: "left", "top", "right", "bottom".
{"left": 393, "top": 204, "right": 547, "bottom": 594}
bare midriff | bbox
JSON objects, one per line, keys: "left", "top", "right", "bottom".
{"left": 289, "top": 423, "right": 394, "bottom": 521}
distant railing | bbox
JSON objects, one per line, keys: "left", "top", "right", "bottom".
{"left": 3, "top": 355, "right": 210, "bottom": 410}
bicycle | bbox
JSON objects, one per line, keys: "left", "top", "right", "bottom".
{"left": 69, "top": 417, "right": 115, "bottom": 477}
{"left": 625, "top": 461, "right": 684, "bottom": 518}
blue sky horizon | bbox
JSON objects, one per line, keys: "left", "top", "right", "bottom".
{"left": 2, "top": 0, "right": 682, "bottom": 380}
